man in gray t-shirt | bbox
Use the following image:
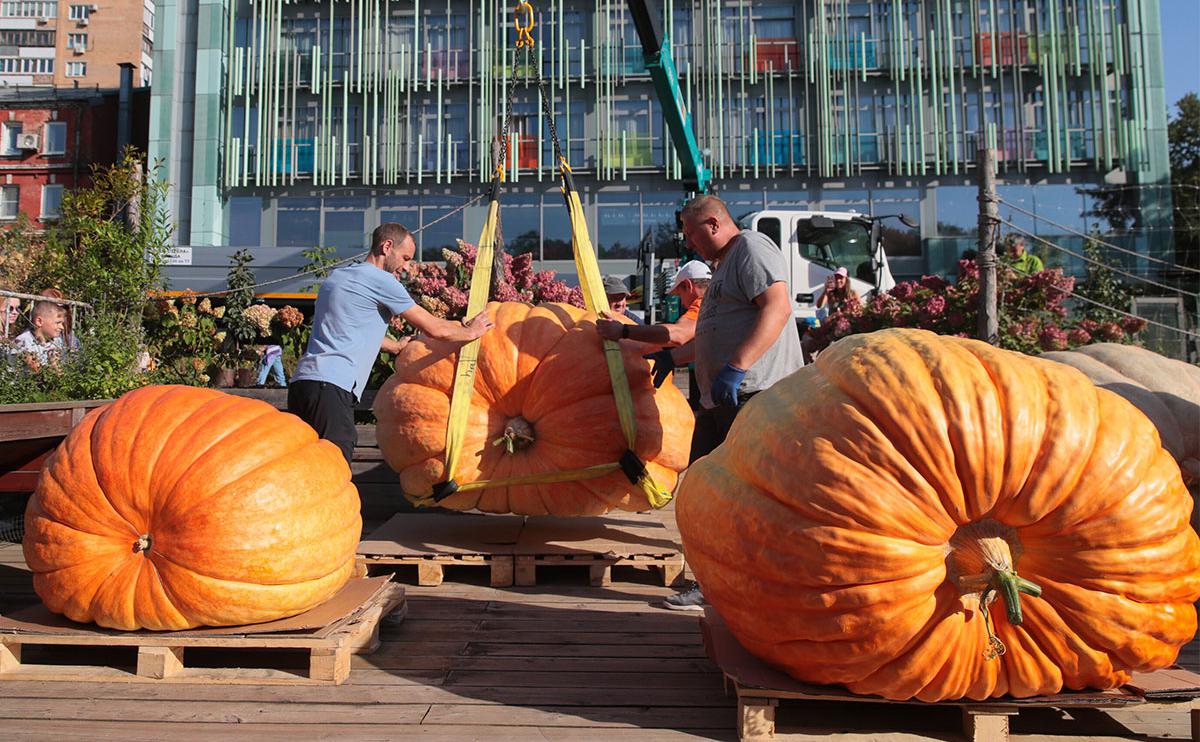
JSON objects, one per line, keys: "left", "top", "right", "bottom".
{"left": 658, "top": 194, "right": 803, "bottom": 612}
{"left": 693, "top": 229, "right": 804, "bottom": 411}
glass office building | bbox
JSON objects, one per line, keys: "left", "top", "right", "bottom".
{"left": 151, "top": 0, "right": 1172, "bottom": 288}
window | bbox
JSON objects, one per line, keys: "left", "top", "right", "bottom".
{"left": 276, "top": 197, "right": 320, "bottom": 248}
{"left": 67, "top": 32, "right": 87, "bottom": 50}
{"left": 40, "top": 184, "right": 62, "bottom": 220}
{"left": 0, "top": 57, "right": 53, "bottom": 74}
{"left": 67, "top": 3, "right": 89, "bottom": 20}
{"left": 227, "top": 197, "right": 262, "bottom": 247}
{"left": 0, "top": 30, "right": 54, "bottom": 46}
{"left": 1, "top": 1, "right": 56, "bottom": 18}
{"left": 0, "top": 186, "right": 18, "bottom": 220}
{"left": 65, "top": 61, "right": 85, "bottom": 77}
{"left": 42, "top": 121, "right": 65, "bottom": 155}
{"left": 1, "top": 122, "right": 21, "bottom": 156}
{"left": 757, "top": 217, "right": 782, "bottom": 249}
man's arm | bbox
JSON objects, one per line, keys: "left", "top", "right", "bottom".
{"left": 399, "top": 305, "right": 494, "bottom": 342}
{"left": 727, "top": 282, "right": 794, "bottom": 371}
{"left": 596, "top": 316, "right": 697, "bottom": 347}
{"left": 380, "top": 335, "right": 411, "bottom": 355}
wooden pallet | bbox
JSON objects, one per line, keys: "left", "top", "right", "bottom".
{"left": 357, "top": 510, "right": 685, "bottom": 588}
{"left": 514, "top": 552, "right": 684, "bottom": 587}
{"left": 357, "top": 552, "right": 515, "bottom": 588}
{"left": 0, "top": 578, "right": 405, "bottom": 686}
{"left": 700, "top": 608, "right": 1200, "bottom": 742}
{"left": 357, "top": 512, "right": 524, "bottom": 587}
{"left": 514, "top": 514, "right": 685, "bottom": 587}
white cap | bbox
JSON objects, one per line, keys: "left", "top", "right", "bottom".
{"left": 668, "top": 260, "right": 712, "bottom": 294}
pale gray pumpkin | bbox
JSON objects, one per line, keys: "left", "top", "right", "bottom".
{"left": 1042, "top": 343, "right": 1200, "bottom": 482}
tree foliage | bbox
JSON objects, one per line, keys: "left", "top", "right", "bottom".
{"left": 0, "top": 150, "right": 172, "bottom": 403}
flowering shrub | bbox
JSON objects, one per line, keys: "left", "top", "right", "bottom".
{"left": 143, "top": 293, "right": 224, "bottom": 386}
{"left": 808, "top": 259, "right": 1147, "bottom": 356}
{"left": 402, "top": 240, "right": 585, "bottom": 320}
{"left": 242, "top": 304, "right": 277, "bottom": 337}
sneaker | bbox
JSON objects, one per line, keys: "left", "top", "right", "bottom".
{"left": 662, "top": 583, "right": 706, "bottom": 612}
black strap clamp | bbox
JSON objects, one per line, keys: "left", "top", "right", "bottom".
{"left": 618, "top": 449, "right": 646, "bottom": 486}
{"left": 431, "top": 479, "right": 460, "bottom": 503}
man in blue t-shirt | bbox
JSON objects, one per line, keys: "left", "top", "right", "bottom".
{"left": 289, "top": 222, "right": 493, "bottom": 462}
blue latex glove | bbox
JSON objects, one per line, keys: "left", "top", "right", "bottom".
{"left": 711, "top": 363, "right": 748, "bottom": 407}
{"left": 643, "top": 348, "right": 675, "bottom": 388}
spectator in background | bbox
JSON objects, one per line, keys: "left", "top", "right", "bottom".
{"left": 38, "top": 288, "right": 80, "bottom": 352}
{"left": 256, "top": 343, "right": 287, "bottom": 387}
{"left": 815, "top": 267, "right": 861, "bottom": 317}
{"left": 603, "top": 275, "right": 645, "bottom": 324}
{"left": 1007, "top": 236, "right": 1044, "bottom": 274}
{"left": 1, "top": 294, "right": 19, "bottom": 340}
{"left": 11, "top": 300, "right": 66, "bottom": 371}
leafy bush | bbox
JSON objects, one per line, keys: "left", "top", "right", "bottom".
{"left": 0, "top": 150, "right": 172, "bottom": 403}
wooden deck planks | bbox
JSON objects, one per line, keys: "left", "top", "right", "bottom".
{"left": 0, "top": 545, "right": 1197, "bottom": 740}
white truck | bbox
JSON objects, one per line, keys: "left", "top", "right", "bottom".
{"left": 741, "top": 210, "right": 916, "bottom": 322}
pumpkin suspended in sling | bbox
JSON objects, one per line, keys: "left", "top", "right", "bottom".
{"left": 374, "top": 301, "right": 694, "bottom": 515}
{"left": 23, "top": 385, "right": 362, "bottom": 631}
{"left": 678, "top": 328, "right": 1200, "bottom": 702}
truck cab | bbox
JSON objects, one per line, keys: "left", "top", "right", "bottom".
{"left": 742, "top": 210, "right": 897, "bottom": 321}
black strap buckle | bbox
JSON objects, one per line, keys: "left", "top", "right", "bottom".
{"left": 431, "top": 479, "right": 459, "bottom": 503}
{"left": 618, "top": 449, "right": 646, "bottom": 485}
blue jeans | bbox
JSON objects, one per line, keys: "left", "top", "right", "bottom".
{"left": 257, "top": 356, "right": 287, "bottom": 386}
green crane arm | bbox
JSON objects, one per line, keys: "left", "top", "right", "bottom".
{"left": 626, "top": 0, "right": 712, "bottom": 195}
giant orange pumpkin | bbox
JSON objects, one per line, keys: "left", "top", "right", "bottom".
{"left": 678, "top": 329, "right": 1200, "bottom": 701}
{"left": 23, "top": 385, "right": 362, "bottom": 631}
{"left": 374, "top": 301, "right": 694, "bottom": 515}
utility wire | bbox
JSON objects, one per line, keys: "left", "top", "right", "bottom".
{"left": 177, "top": 193, "right": 490, "bottom": 299}
{"left": 995, "top": 217, "right": 1199, "bottom": 298}
{"left": 999, "top": 223, "right": 1200, "bottom": 341}
{"left": 995, "top": 196, "right": 1200, "bottom": 275}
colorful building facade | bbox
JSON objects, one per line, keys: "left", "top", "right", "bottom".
{"left": 150, "top": 0, "right": 1173, "bottom": 289}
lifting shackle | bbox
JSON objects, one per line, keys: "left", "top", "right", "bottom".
{"left": 514, "top": 1, "right": 535, "bottom": 48}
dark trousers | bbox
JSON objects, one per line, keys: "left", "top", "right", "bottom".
{"left": 287, "top": 380, "right": 357, "bottom": 465}
{"left": 688, "top": 394, "right": 755, "bottom": 464}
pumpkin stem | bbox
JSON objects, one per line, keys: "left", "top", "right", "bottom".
{"left": 491, "top": 417, "right": 535, "bottom": 455}
{"left": 946, "top": 519, "right": 1042, "bottom": 660}
{"left": 132, "top": 534, "right": 152, "bottom": 555}
{"left": 990, "top": 569, "right": 1041, "bottom": 626}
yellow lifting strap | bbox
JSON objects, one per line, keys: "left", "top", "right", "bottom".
{"left": 414, "top": 1, "right": 671, "bottom": 511}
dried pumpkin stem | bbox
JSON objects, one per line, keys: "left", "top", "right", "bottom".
{"left": 491, "top": 417, "right": 535, "bottom": 455}
{"left": 132, "top": 534, "right": 152, "bottom": 555}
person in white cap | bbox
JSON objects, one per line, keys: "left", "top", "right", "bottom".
{"left": 596, "top": 260, "right": 710, "bottom": 383}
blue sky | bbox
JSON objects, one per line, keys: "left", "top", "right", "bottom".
{"left": 1161, "top": 0, "right": 1200, "bottom": 112}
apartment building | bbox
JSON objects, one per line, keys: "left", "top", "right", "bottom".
{"left": 0, "top": 0, "right": 153, "bottom": 88}
{"left": 0, "top": 65, "right": 149, "bottom": 227}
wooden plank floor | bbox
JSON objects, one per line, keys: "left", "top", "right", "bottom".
{"left": 2, "top": 524, "right": 1199, "bottom": 740}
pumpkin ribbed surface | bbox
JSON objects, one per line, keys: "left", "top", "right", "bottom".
{"left": 374, "top": 301, "right": 694, "bottom": 515}
{"left": 678, "top": 328, "right": 1200, "bottom": 701}
{"left": 23, "top": 385, "right": 362, "bottom": 631}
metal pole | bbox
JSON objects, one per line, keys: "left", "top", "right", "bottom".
{"left": 977, "top": 147, "right": 999, "bottom": 345}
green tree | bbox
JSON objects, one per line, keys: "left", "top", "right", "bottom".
{"left": 0, "top": 150, "right": 173, "bottom": 403}
{"left": 1169, "top": 93, "right": 1200, "bottom": 277}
